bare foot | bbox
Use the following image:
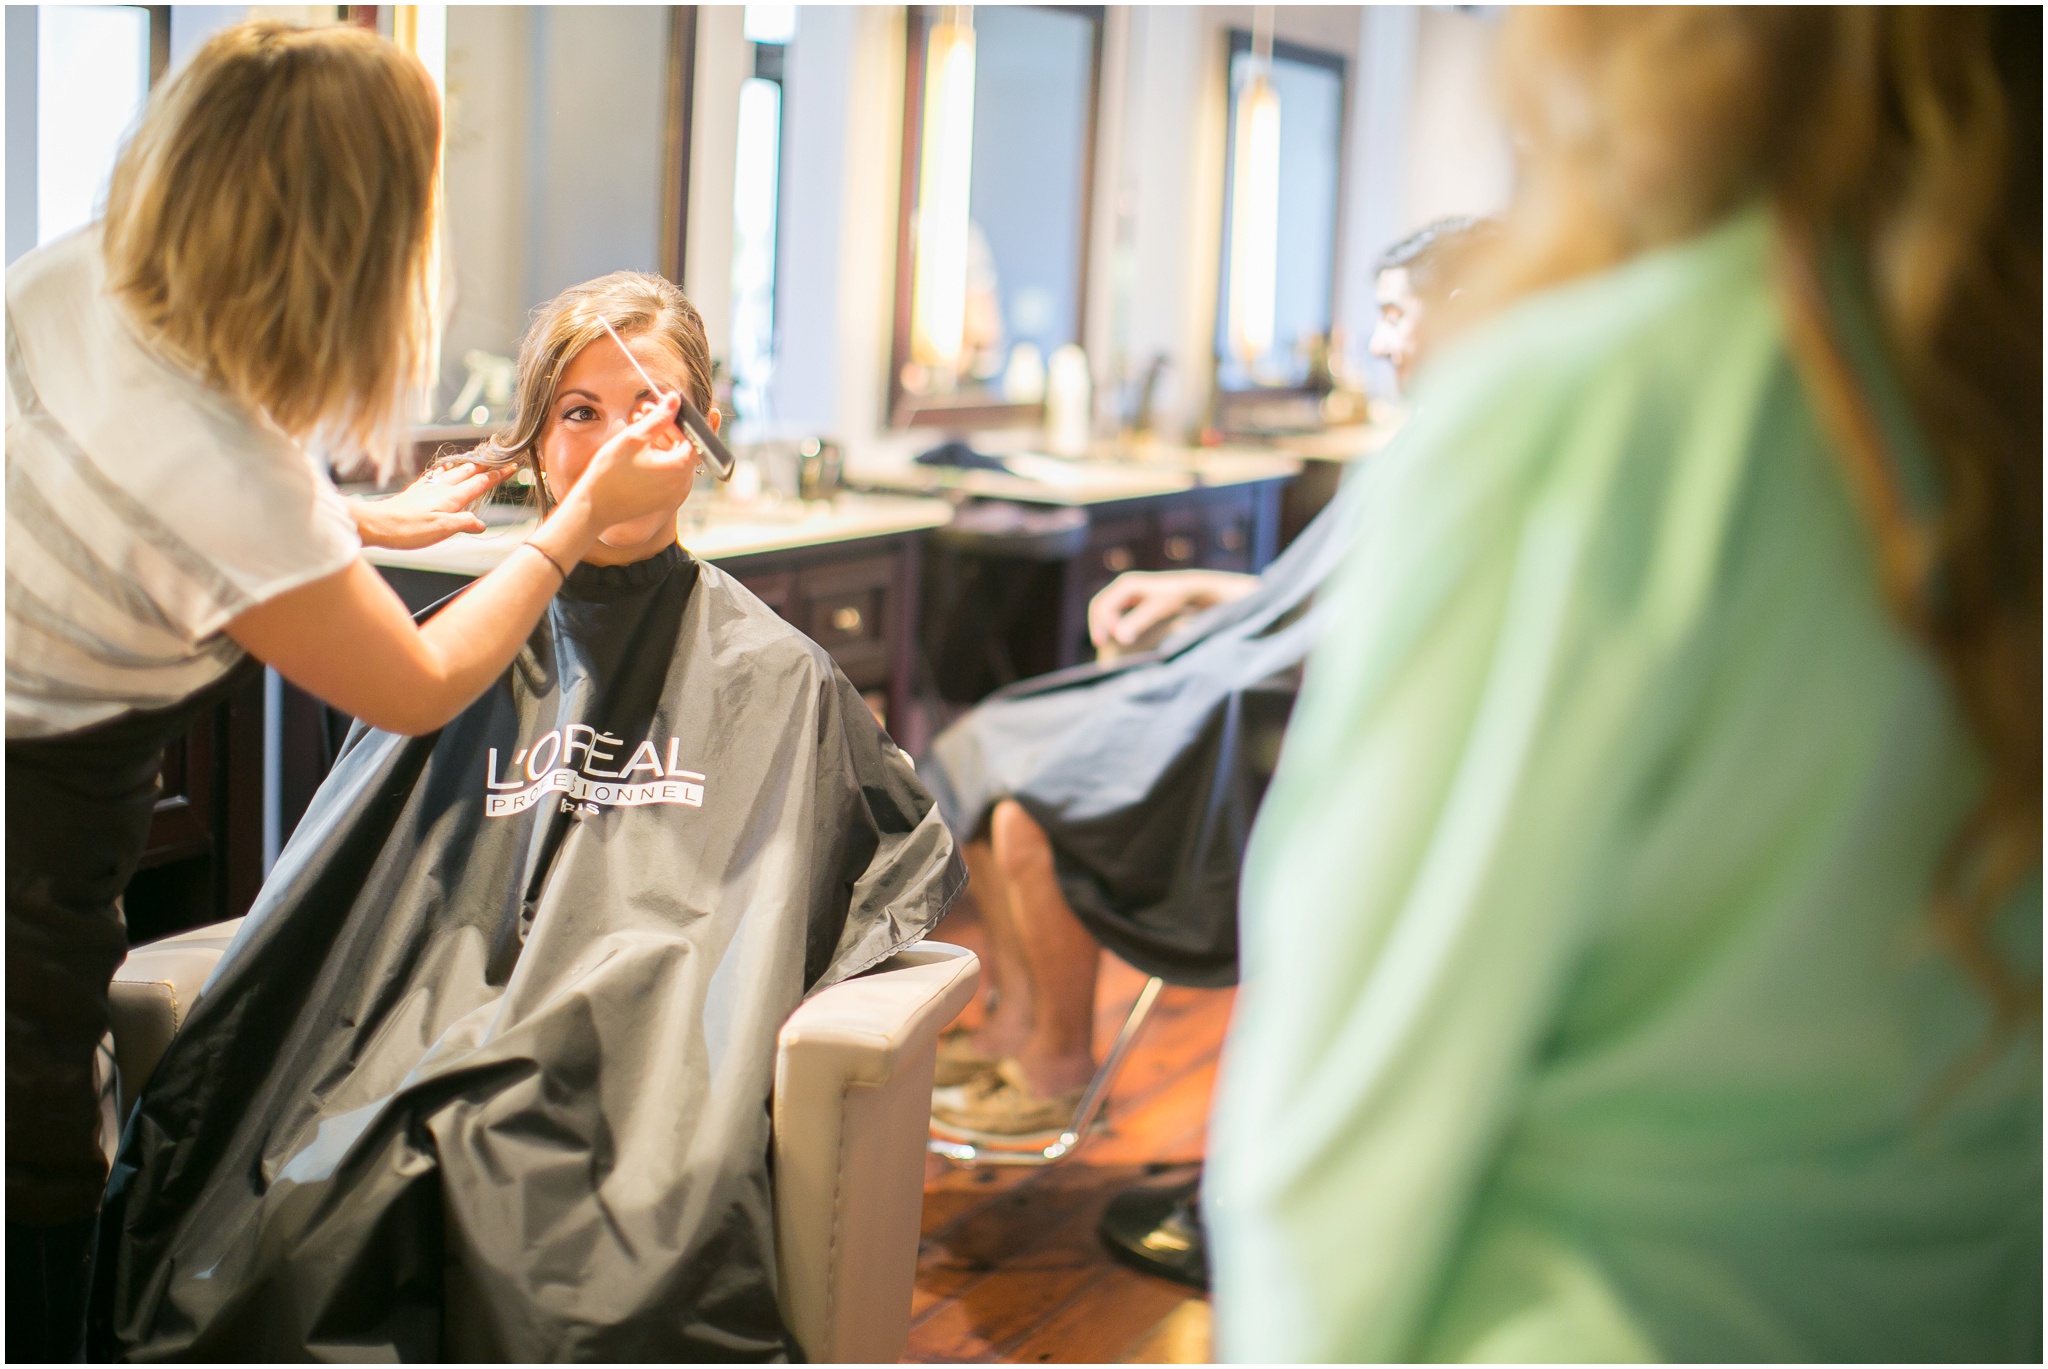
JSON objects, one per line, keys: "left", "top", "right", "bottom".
{"left": 971, "top": 997, "right": 1032, "bottom": 1061}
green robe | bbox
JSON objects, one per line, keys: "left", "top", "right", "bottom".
{"left": 1207, "top": 208, "right": 2041, "bottom": 1362}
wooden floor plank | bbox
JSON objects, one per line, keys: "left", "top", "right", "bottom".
{"left": 905, "top": 1180, "right": 1133, "bottom": 1362}
{"left": 1086, "top": 1058, "right": 1219, "bottom": 1167}
{"left": 920, "top": 1162, "right": 1038, "bottom": 1235}
{"left": 909, "top": 906, "right": 1233, "bottom": 1364}
{"left": 1004, "top": 1266, "right": 1197, "bottom": 1364}
{"left": 912, "top": 1167, "right": 1138, "bottom": 1321}
{"left": 1119, "top": 1298, "right": 1215, "bottom": 1364}
{"left": 1098, "top": 990, "right": 1233, "bottom": 1108}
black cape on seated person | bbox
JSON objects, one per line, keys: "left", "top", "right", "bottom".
{"left": 91, "top": 544, "right": 965, "bottom": 1361}
{"left": 920, "top": 470, "right": 1369, "bottom": 988}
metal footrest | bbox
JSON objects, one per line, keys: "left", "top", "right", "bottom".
{"left": 929, "top": 976, "right": 1164, "bottom": 1167}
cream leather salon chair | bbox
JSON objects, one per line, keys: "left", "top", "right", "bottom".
{"left": 108, "top": 920, "right": 978, "bottom": 1363}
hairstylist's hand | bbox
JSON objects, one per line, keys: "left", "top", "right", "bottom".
{"left": 558, "top": 392, "right": 694, "bottom": 530}
{"left": 350, "top": 460, "right": 511, "bottom": 550}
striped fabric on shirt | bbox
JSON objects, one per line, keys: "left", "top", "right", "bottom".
{"left": 6, "top": 322, "right": 249, "bottom": 729}
{"left": 5, "top": 229, "right": 361, "bottom": 740}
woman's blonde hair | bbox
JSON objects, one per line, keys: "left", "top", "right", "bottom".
{"left": 102, "top": 20, "right": 441, "bottom": 476}
{"left": 451, "top": 272, "right": 713, "bottom": 511}
{"left": 1469, "top": 8, "right": 2041, "bottom": 1024}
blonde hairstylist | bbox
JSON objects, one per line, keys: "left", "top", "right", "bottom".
{"left": 3, "top": 23, "right": 699, "bottom": 1358}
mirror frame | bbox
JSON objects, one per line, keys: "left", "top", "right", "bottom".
{"left": 887, "top": 3, "right": 1106, "bottom": 431}
{"left": 660, "top": 5, "right": 696, "bottom": 285}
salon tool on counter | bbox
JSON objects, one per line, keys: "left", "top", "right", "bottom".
{"left": 598, "top": 316, "right": 737, "bottom": 482}
{"left": 913, "top": 438, "right": 1010, "bottom": 472}
{"left": 797, "top": 437, "right": 843, "bottom": 500}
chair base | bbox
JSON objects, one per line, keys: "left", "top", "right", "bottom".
{"left": 1098, "top": 1172, "right": 1208, "bottom": 1290}
{"left": 926, "top": 1111, "right": 1111, "bottom": 1167}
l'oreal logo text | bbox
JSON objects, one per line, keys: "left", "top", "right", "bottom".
{"left": 484, "top": 725, "right": 705, "bottom": 817}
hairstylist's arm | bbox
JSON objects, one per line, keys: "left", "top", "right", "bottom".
{"left": 227, "top": 395, "right": 687, "bottom": 735}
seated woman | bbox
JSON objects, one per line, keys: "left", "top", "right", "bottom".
{"left": 94, "top": 272, "right": 965, "bottom": 1361}
{"left": 922, "top": 218, "right": 1488, "bottom": 1142}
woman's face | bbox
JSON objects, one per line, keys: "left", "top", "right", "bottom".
{"left": 538, "top": 329, "right": 716, "bottom": 564}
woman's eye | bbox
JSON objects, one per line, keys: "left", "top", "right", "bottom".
{"left": 563, "top": 405, "right": 598, "bottom": 423}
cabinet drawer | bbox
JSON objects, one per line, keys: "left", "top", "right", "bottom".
{"left": 803, "top": 587, "right": 891, "bottom": 687}
{"left": 1156, "top": 504, "right": 1204, "bottom": 567}
{"left": 1087, "top": 514, "right": 1151, "bottom": 577}
{"left": 1200, "top": 488, "right": 1258, "bottom": 572}
{"left": 737, "top": 552, "right": 897, "bottom": 690}
{"left": 1077, "top": 513, "right": 1152, "bottom": 611}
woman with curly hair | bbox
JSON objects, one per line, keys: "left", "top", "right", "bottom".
{"left": 1209, "top": 9, "right": 2040, "bottom": 1360}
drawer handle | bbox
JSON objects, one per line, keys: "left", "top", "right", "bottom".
{"left": 1219, "top": 526, "right": 1245, "bottom": 551}
{"left": 1164, "top": 535, "right": 1195, "bottom": 563}
{"left": 1103, "top": 547, "right": 1135, "bottom": 573}
{"left": 830, "top": 605, "right": 863, "bottom": 634}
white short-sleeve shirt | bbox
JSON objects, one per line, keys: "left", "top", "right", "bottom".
{"left": 5, "top": 229, "right": 362, "bottom": 739}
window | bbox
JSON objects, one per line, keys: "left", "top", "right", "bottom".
{"left": 891, "top": 5, "right": 1102, "bottom": 427}
{"left": 37, "top": 5, "right": 152, "bottom": 247}
{"left": 1214, "top": 31, "right": 1346, "bottom": 393}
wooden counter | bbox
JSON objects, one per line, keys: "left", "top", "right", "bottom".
{"left": 844, "top": 437, "right": 1302, "bottom": 506}
{"left": 366, "top": 491, "right": 955, "bottom": 578}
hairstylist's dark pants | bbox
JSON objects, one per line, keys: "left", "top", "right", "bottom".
{"left": 5, "top": 661, "right": 257, "bottom": 1361}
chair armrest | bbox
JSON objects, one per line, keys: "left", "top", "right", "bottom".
{"left": 107, "top": 917, "right": 244, "bottom": 1116}
{"left": 773, "top": 941, "right": 980, "bottom": 1364}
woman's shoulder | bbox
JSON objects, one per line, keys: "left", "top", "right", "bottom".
{"left": 1413, "top": 208, "right": 1782, "bottom": 431}
{"left": 691, "top": 560, "right": 844, "bottom": 679}
{"left": 687, "top": 561, "right": 896, "bottom": 745}
{"left": 3, "top": 227, "right": 96, "bottom": 315}
{"left": 8, "top": 228, "right": 358, "bottom": 635}
{"left": 10, "top": 226, "right": 303, "bottom": 470}
{"left": 1377, "top": 207, "right": 1791, "bottom": 522}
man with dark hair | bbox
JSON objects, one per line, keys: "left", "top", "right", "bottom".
{"left": 1371, "top": 214, "right": 1491, "bottom": 383}
{"left": 921, "top": 217, "right": 1490, "bottom": 1286}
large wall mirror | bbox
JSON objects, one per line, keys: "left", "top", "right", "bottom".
{"left": 436, "top": 5, "right": 693, "bottom": 433}
{"left": 890, "top": 4, "right": 1103, "bottom": 429}
{"left": 1214, "top": 27, "right": 1345, "bottom": 399}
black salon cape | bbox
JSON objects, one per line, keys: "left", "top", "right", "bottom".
{"left": 921, "top": 471, "right": 1367, "bottom": 987}
{"left": 94, "top": 546, "right": 964, "bottom": 1361}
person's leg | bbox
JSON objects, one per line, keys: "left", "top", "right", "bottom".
{"left": 6, "top": 882, "right": 125, "bottom": 1363}
{"left": 986, "top": 800, "right": 1098, "bottom": 1097}
{"left": 960, "top": 835, "right": 1033, "bottom": 1061}
{"left": 6, "top": 1217, "right": 98, "bottom": 1362}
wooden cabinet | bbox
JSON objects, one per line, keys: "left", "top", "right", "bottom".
{"left": 1151, "top": 487, "right": 1257, "bottom": 575}
{"left": 120, "top": 668, "right": 266, "bottom": 944}
{"left": 721, "top": 536, "right": 923, "bottom": 744}
{"left": 1052, "top": 480, "right": 1285, "bottom": 669}
{"left": 923, "top": 476, "right": 1292, "bottom": 705}
{"left": 1073, "top": 512, "right": 1153, "bottom": 622}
